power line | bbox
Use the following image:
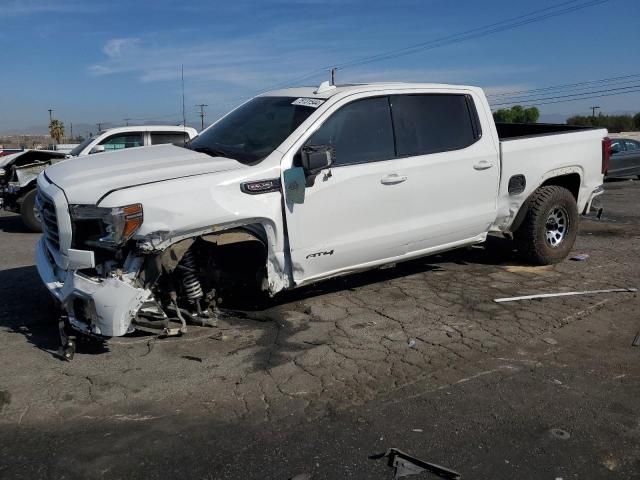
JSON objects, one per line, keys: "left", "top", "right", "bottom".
{"left": 487, "top": 73, "right": 640, "bottom": 100}
{"left": 491, "top": 84, "right": 640, "bottom": 107}
{"left": 335, "top": 0, "right": 608, "bottom": 71}
{"left": 222, "top": 0, "right": 609, "bottom": 105}
{"left": 495, "top": 87, "right": 640, "bottom": 108}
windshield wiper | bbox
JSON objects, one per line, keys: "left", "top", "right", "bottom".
{"left": 192, "top": 146, "right": 232, "bottom": 158}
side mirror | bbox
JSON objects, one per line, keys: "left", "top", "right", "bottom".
{"left": 90, "top": 145, "right": 106, "bottom": 154}
{"left": 301, "top": 144, "right": 334, "bottom": 174}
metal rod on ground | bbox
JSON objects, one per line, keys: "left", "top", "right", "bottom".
{"left": 494, "top": 288, "right": 637, "bottom": 303}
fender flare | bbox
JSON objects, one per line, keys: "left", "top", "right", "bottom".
{"left": 509, "top": 167, "right": 583, "bottom": 234}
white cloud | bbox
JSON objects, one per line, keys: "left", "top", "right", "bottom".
{"left": 103, "top": 37, "right": 141, "bottom": 58}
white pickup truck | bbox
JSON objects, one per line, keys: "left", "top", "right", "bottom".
{"left": 35, "top": 82, "right": 609, "bottom": 348}
{"left": 0, "top": 125, "right": 197, "bottom": 231}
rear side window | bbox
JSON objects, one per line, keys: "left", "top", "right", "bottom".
{"left": 624, "top": 140, "right": 639, "bottom": 151}
{"left": 391, "top": 94, "right": 480, "bottom": 157}
{"left": 151, "top": 132, "right": 190, "bottom": 147}
{"left": 306, "top": 97, "right": 395, "bottom": 166}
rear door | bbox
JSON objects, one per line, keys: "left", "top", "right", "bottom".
{"left": 388, "top": 93, "right": 499, "bottom": 252}
{"left": 622, "top": 140, "right": 640, "bottom": 176}
{"left": 608, "top": 139, "right": 626, "bottom": 176}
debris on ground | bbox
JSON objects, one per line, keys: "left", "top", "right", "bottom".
{"left": 407, "top": 339, "right": 416, "bottom": 348}
{"left": 632, "top": 331, "right": 640, "bottom": 347}
{"left": 543, "top": 338, "right": 558, "bottom": 345}
{"left": 289, "top": 473, "right": 312, "bottom": 480}
{"left": 570, "top": 254, "right": 590, "bottom": 261}
{"left": 370, "top": 448, "right": 461, "bottom": 479}
{"left": 494, "top": 287, "right": 638, "bottom": 303}
{"left": 549, "top": 428, "right": 571, "bottom": 440}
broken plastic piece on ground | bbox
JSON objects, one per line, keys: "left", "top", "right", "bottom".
{"left": 370, "top": 448, "right": 461, "bottom": 480}
{"left": 570, "top": 253, "right": 589, "bottom": 261}
{"left": 632, "top": 331, "right": 640, "bottom": 347}
{"left": 494, "top": 287, "right": 638, "bottom": 303}
{"left": 407, "top": 339, "right": 416, "bottom": 348}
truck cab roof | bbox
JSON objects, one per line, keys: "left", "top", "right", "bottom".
{"left": 95, "top": 125, "right": 198, "bottom": 136}
{"left": 262, "top": 82, "right": 482, "bottom": 100}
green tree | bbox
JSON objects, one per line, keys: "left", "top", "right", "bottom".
{"left": 49, "top": 119, "right": 65, "bottom": 144}
{"left": 633, "top": 112, "right": 640, "bottom": 130}
{"left": 493, "top": 105, "right": 540, "bottom": 123}
{"left": 567, "top": 113, "right": 635, "bottom": 133}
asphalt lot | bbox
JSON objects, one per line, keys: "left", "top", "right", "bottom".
{"left": 0, "top": 180, "right": 639, "bottom": 479}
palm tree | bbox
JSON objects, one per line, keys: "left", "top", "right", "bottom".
{"left": 49, "top": 119, "right": 65, "bottom": 144}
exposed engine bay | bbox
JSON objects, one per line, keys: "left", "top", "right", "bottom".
{"left": 52, "top": 227, "right": 270, "bottom": 359}
{"left": 134, "top": 229, "right": 268, "bottom": 333}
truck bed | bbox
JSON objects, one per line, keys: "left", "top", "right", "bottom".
{"left": 496, "top": 122, "right": 598, "bottom": 140}
{"left": 492, "top": 123, "right": 608, "bottom": 233}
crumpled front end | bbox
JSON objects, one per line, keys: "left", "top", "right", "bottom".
{"left": 35, "top": 173, "right": 152, "bottom": 337}
{"left": 36, "top": 238, "right": 150, "bottom": 336}
{"left": 34, "top": 170, "right": 282, "bottom": 341}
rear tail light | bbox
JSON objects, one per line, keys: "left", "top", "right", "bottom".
{"left": 602, "top": 137, "right": 611, "bottom": 175}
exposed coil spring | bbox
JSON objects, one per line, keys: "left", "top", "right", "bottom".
{"left": 179, "top": 249, "right": 203, "bottom": 302}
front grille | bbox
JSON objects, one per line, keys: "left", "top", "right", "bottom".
{"left": 36, "top": 191, "right": 60, "bottom": 250}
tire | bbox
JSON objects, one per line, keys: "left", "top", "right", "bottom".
{"left": 20, "top": 189, "right": 42, "bottom": 233}
{"left": 514, "top": 185, "right": 578, "bottom": 265}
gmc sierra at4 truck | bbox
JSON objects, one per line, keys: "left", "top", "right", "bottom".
{"left": 34, "top": 82, "right": 609, "bottom": 354}
{"left": 0, "top": 125, "right": 197, "bottom": 231}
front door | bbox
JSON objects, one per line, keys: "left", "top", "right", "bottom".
{"left": 283, "top": 96, "right": 410, "bottom": 285}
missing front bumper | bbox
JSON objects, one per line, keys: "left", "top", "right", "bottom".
{"left": 36, "top": 238, "right": 150, "bottom": 337}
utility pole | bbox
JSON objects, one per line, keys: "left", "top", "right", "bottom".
{"left": 196, "top": 104, "right": 208, "bottom": 131}
{"left": 590, "top": 106, "right": 600, "bottom": 117}
{"left": 96, "top": 122, "right": 103, "bottom": 132}
{"left": 48, "top": 109, "right": 53, "bottom": 123}
{"left": 330, "top": 67, "right": 337, "bottom": 86}
{"left": 70, "top": 122, "right": 73, "bottom": 142}
{"left": 124, "top": 118, "right": 131, "bottom": 126}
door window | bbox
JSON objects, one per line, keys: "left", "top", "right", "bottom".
{"left": 306, "top": 97, "right": 395, "bottom": 166}
{"left": 150, "top": 132, "right": 190, "bottom": 147}
{"left": 624, "top": 140, "right": 639, "bottom": 151}
{"left": 391, "top": 94, "right": 480, "bottom": 157}
{"left": 100, "top": 133, "right": 144, "bottom": 151}
{"left": 610, "top": 140, "right": 624, "bottom": 153}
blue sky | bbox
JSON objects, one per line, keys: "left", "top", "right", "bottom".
{"left": 0, "top": 0, "right": 638, "bottom": 134}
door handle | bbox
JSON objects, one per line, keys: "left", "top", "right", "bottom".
{"left": 473, "top": 160, "right": 494, "bottom": 171}
{"left": 381, "top": 174, "right": 407, "bottom": 185}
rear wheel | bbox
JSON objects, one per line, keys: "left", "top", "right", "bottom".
{"left": 514, "top": 185, "right": 578, "bottom": 265}
{"left": 20, "top": 189, "right": 42, "bottom": 233}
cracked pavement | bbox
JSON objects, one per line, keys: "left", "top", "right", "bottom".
{"left": 0, "top": 181, "right": 639, "bottom": 479}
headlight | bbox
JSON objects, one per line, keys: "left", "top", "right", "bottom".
{"left": 70, "top": 203, "right": 143, "bottom": 248}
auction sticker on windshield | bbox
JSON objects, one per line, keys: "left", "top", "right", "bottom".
{"left": 292, "top": 98, "right": 325, "bottom": 108}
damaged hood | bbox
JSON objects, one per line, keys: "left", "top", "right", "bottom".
{"left": 0, "top": 149, "right": 63, "bottom": 169}
{"left": 44, "top": 144, "right": 246, "bottom": 204}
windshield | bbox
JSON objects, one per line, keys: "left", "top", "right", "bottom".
{"left": 68, "top": 136, "right": 95, "bottom": 157}
{"left": 190, "top": 96, "right": 318, "bottom": 164}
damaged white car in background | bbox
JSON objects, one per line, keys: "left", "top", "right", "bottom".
{"left": 35, "top": 81, "right": 609, "bottom": 359}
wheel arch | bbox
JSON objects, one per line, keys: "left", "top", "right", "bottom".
{"left": 509, "top": 170, "right": 582, "bottom": 234}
